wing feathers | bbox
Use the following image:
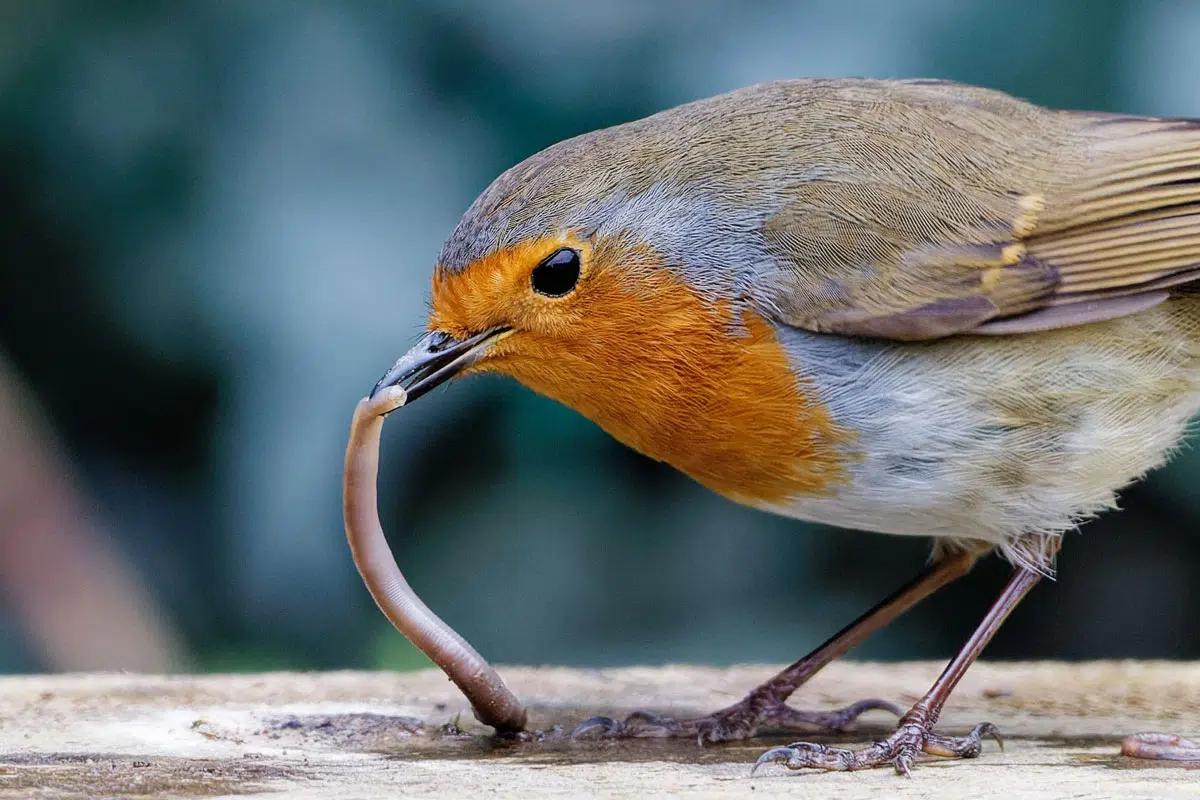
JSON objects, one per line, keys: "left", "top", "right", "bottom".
{"left": 961, "top": 117, "right": 1200, "bottom": 335}
{"left": 1010, "top": 118, "right": 1200, "bottom": 331}
{"left": 1035, "top": 213, "right": 1200, "bottom": 260}
{"left": 973, "top": 292, "right": 1170, "bottom": 335}
{"left": 764, "top": 86, "right": 1200, "bottom": 340}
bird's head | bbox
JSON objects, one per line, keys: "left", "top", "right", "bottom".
{"left": 371, "top": 116, "right": 847, "bottom": 505}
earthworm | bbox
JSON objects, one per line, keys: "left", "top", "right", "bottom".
{"left": 342, "top": 386, "right": 527, "bottom": 733}
{"left": 1120, "top": 732, "right": 1200, "bottom": 761}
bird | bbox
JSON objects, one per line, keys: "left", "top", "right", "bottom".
{"left": 370, "top": 78, "right": 1200, "bottom": 775}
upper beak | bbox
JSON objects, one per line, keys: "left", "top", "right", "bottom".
{"left": 370, "top": 328, "right": 510, "bottom": 405}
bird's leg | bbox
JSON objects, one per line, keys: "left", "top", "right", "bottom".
{"left": 755, "top": 563, "right": 1042, "bottom": 777}
{"left": 574, "top": 549, "right": 979, "bottom": 744}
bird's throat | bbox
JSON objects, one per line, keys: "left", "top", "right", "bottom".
{"left": 492, "top": 278, "right": 850, "bottom": 505}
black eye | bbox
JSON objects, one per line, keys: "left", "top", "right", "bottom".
{"left": 531, "top": 248, "right": 581, "bottom": 297}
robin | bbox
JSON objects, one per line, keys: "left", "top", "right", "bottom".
{"left": 369, "top": 78, "right": 1200, "bottom": 774}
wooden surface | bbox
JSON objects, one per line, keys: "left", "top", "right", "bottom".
{"left": 0, "top": 661, "right": 1197, "bottom": 798}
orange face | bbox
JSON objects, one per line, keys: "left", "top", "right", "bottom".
{"left": 428, "top": 233, "right": 849, "bottom": 504}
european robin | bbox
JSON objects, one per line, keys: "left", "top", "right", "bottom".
{"left": 370, "top": 78, "right": 1200, "bottom": 773}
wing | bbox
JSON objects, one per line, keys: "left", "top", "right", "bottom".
{"left": 758, "top": 82, "right": 1200, "bottom": 340}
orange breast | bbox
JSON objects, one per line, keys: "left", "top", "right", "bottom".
{"left": 431, "top": 242, "right": 849, "bottom": 505}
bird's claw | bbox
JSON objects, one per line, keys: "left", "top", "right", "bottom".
{"left": 783, "top": 698, "right": 904, "bottom": 733}
{"left": 752, "top": 720, "right": 1002, "bottom": 777}
{"left": 570, "top": 715, "right": 620, "bottom": 739}
{"left": 572, "top": 698, "right": 900, "bottom": 745}
{"left": 572, "top": 711, "right": 675, "bottom": 739}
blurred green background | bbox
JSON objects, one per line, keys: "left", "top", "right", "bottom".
{"left": 1, "top": 0, "right": 1198, "bottom": 676}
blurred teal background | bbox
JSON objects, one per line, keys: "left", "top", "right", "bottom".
{"left": 1, "top": 0, "right": 1198, "bottom": 675}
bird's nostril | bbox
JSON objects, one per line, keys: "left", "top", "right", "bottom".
{"left": 426, "top": 330, "right": 453, "bottom": 352}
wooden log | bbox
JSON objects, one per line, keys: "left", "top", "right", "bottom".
{"left": 0, "top": 661, "right": 1196, "bottom": 798}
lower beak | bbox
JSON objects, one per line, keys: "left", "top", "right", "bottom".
{"left": 370, "top": 328, "right": 510, "bottom": 405}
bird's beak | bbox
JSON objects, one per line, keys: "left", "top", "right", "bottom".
{"left": 370, "top": 328, "right": 511, "bottom": 405}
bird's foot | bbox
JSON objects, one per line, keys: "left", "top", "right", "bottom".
{"left": 1121, "top": 732, "right": 1200, "bottom": 761}
{"left": 752, "top": 718, "right": 1002, "bottom": 777}
{"left": 572, "top": 696, "right": 900, "bottom": 745}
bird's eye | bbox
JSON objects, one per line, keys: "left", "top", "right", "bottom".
{"left": 531, "top": 248, "right": 581, "bottom": 297}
